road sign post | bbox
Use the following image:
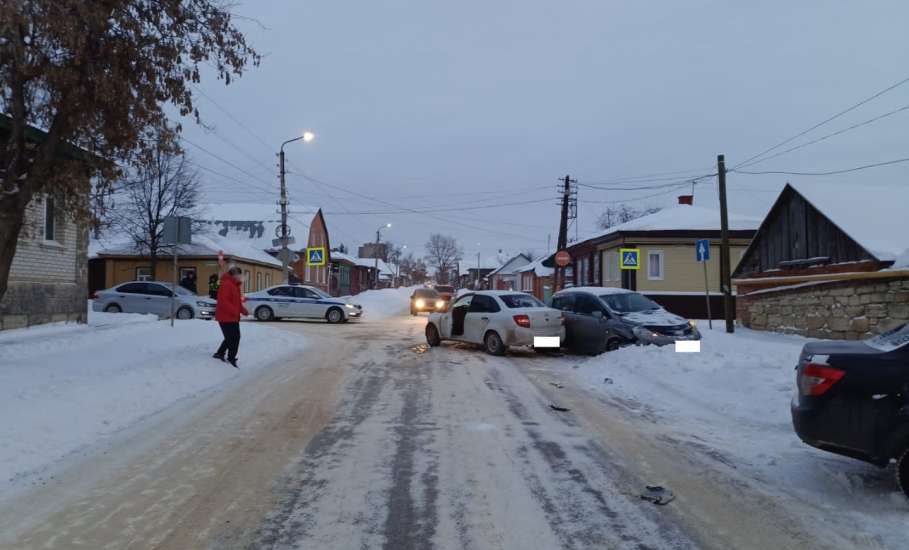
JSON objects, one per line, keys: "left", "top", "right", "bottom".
{"left": 696, "top": 239, "right": 712, "bottom": 329}
{"left": 163, "top": 216, "right": 192, "bottom": 328}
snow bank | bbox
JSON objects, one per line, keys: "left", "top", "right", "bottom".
{"left": 572, "top": 327, "right": 909, "bottom": 547}
{"left": 0, "top": 311, "right": 305, "bottom": 489}
{"left": 344, "top": 286, "right": 415, "bottom": 320}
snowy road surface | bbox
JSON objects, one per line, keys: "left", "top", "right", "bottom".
{"left": 0, "top": 312, "right": 902, "bottom": 549}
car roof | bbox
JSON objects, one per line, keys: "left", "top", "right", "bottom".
{"left": 555, "top": 286, "right": 633, "bottom": 296}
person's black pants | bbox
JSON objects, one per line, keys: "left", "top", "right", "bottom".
{"left": 216, "top": 322, "right": 241, "bottom": 360}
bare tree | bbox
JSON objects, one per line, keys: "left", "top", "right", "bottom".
{"left": 399, "top": 253, "right": 427, "bottom": 284}
{"left": 111, "top": 151, "right": 200, "bottom": 279}
{"left": 0, "top": 0, "right": 259, "bottom": 302}
{"left": 424, "top": 234, "right": 462, "bottom": 284}
{"left": 596, "top": 205, "right": 662, "bottom": 230}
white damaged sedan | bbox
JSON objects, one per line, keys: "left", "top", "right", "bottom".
{"left": 425, "top": 291, "right": 564, "bottom": 355}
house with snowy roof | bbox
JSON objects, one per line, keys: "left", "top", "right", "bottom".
{"left": 733, "top": 182, "right": 909, "bottom": 339}
{"left": 488, "top": 253, "right": 532, "bottom": 291}
{"left": 554, "top": 196, "right": 761, "bottom": 319}
{"left": 515, "top": 258, "right": 555, "bottom": 301}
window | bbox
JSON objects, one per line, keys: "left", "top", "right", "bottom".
{"left": 243, "top": 270, "right": 251, "bottom": 292}
{"left": 451, "top": 295, "right": 473, "bottom": 309}
{"left": 600, "top": 292, "right": 660, "bottom": 313}
{"left": 413, "top": 289, "right": 440, "bottom": 298}
{"left": 647, "top": 251, "right": 664, "bottom": 280}
{"left": 136, "top": 267, "right": 152, "bottom": 281}
{"left": 117, "top": 282, "right": 148, "bottom": 294}
{"left": 43, "top": 196, "right": 55, "bottom": 241}
{"left": 145, "top": 283, "right": 173, "bottom": 297}
{"left": 265, "top": 273, "right": 272, "bottom": 288}
{"left": 499, "top": 294, "right": 543, "bottom": 309}
{"left": 469, "top": 295, "right": 501, "bottom": 313}
{"left": 292, "top": 287, "right": 322, "bottom": 299}
{"left": 551, "top": 294, "right": 574, "bottom": 312}
{"left": 603, "top": 250, "right": 619, "bottom": 282}
{"left": 267, "top": 286, "right": 292, "bottom": 296}
{"left": 575, "top": 294, "right": 604, "bottom": 316}
{"left": 593, "top": 253, "right": 600, "bottom": 285}
{"left": 578, "top": 256, "right": 588, "bottom": 285}
{"left": 256, "top": 272, "right": 263, "bottom": 291}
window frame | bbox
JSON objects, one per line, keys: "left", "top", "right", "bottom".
{"left": 469, "top": 294, "right": 501, "bottom": 313}
{"left": 647, "top": 250, "right": 665, "bottom": 281}
{"left": 43, "top": 195, "right": 56, "bottom": 242}
{"left": 135, "top": 267, "right": 152, "bottom": 282}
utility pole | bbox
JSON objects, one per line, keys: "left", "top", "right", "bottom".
{"left": 279, "top": 148, "right": 290, "bottom": 284}
{"left": 476, "top": 250, "right": 480, "bottom": 288}
{"left": 374, "top": 228, "right": 380, "bottom": 289}
{"left": 717, "top": 154, "right": 734, "bottom": 333}
{"left": 555, "top": 174, "right": 576, "bottom": 291}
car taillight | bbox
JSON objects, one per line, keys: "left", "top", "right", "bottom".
{"left": 799, "top": 363, "right": 845, "bottom": 396}
{"left": 560, "top": 313, "right": 565, "bottom": 325}
{"left": 90, "top": 291, "right": 98, "bottom": 299}
{"left": 513, "top": 314, "right": 531, "bottom": 328}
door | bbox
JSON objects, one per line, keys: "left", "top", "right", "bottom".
{"left": 294, "top": 287, "right": 324, "bottom": 317}
{"left": 550, "top": 293, "right": 577, "bottom": 346}
{"left": 572, "top": 293, "right": 609, "bottom": 351}
{"left": 448, "top": 294, "right": 473, "bottom": 338}
{"left": 143, "top": 283, "right": 175, "bottom": 316}
{"left": 465, "top": 294, "right": 499, "bottom": 343}
{"left": 114, "top": 282, "right": 148, "bottom": 313}
{"left": 339, "top": 265, "right": 351, "bottom": 296}
{"left": 266, "top": 286, "right": 295, "bottom": 317}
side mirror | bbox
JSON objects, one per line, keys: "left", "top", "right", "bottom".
{"left": 592, "top": 310, "right": 604, "bottom": 319}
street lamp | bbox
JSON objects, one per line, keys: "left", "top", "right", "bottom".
{"left": 278, "top": 130, "right": 315, "bottom": 283}
{"left": 374, "top": 223, "right": 392, "bottom": 289}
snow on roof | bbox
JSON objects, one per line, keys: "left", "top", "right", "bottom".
{"left": 488, "top": 253, "right": 531, "bottom": 276}
{"left": 578, "top": 205, "right": 761, "bottom": 245}
{"left": 514, "top": 257, "right": 554, "bottom": 277}
{"left": 93, "top": 230, "right": 284, "bottom": 268}
{"left": 787, "top": 182, "right": 909, "bottom": 267}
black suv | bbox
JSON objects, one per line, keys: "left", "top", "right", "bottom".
{"left": 550, "top": 287, "right": 699, "bottom": 355}
{"left": 792, "top": 323, "right": 909, "bottom": 496}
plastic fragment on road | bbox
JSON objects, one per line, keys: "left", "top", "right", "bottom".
{"left": 603, "top": 377, "right": 614, "bottom": 384}
{"left": 640, "top": 485, "right": 675, "bottom": 505}
{"left": 550, "top": 382, "right": 564, "bottom": 389}
{"left": 549, "top": 404, "right": 570, "bottom": 412}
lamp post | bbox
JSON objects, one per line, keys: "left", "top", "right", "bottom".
{"left": 474, "top": 243, "right": 481, "bottom": 289}
{"left": 278, "top": 130, "right": 315, "bottom": 283}
{"left": 394, "top": 244, "right": 407, "bottom": 287}
{"left": 374, "top": 222, "right": 391, "bottom": 289}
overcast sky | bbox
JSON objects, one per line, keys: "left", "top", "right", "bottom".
{"left": 180, "top": 0, "right": 909, "bottom": 264}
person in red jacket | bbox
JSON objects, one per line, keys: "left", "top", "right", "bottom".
{"left": 213, "top": 266, "right": 248, "bottom": 368}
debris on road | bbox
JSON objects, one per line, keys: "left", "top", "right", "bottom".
{"left": 603, "top": 377, "right": 614, "bottom": 385}
{"left": 640, "top": 485, "right": 675, "bottom": 505}
{"left": 550, "top": 382, "right": 564, "bottom": 389}
{"left": 549, "top": 404, "right": 571, "bottom": 412}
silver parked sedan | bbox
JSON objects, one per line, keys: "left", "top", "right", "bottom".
{"left": 244, "top": 284, "right": 363, "bottom": 323}
{"left": 425, "top": 291, "right": 564, "bottom": 355}
{"left": 92, "top": 281, "right": 215, "bottom": 319}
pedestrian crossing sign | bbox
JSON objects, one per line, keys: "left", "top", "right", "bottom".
{"left": 306, "top": 246, "right": 326, "bottom": 266}
{"left": 619, "top": 248, "right": 640, "bottom": 270}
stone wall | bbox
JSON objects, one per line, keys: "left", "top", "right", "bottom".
{"left": 738, "top": 276, "right": 909, "bottom": 340}
{"left": 0, "top": 195, "right": 89, "bottom": 330}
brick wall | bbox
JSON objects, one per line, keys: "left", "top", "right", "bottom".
{"left": 1, "top": 195, "right": 88, "bottom": 329}
{"left": 739, "top": 277, "right": 909, "bottom": 340}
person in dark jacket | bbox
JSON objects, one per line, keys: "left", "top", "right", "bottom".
{"left": 213, "top": 266, "right": 248, "bottom": 368}
{"left": 208, "top": 273, "right": 220, "bottom": 299}
{"left": 180, "top": 271, "right": 198, "bottom": 294}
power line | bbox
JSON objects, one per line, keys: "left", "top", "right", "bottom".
{"left": 321, "top": 197, "right": 553, "bottom": 215}
{"left": 733, "top": 73, "right": 909, "bottom": 169}
{"left": 737, "top": 102, "right": 909, "bottom": 169}
{"left": 191, "top": 85, "right": 275, "bottom": 155}
{"left": 581, "top": 183, "right": 693, "bottom": 204}
{"left": 577, "top": 173, "right": 715, "bottom": 191}
{"left": 579, "top": 170, "right": 715, "bottom": 187}
{"left": 732, "top": 156, "right": 909, "bottom": 176}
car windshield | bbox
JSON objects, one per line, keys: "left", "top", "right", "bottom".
{"left": 435, "top": 285, "right": 454, "bottom": 293}
{"left": 500, "top": 294, "right": 544, "bottom": 308}
{"left": 867, "top": 323, "right": 909, "bottom": 352}
{"left": 599, "top": 292, "right": 660, "bottom": 313}
{"left": 309, "top": 287, "right": 331, "bottom": 299}
{"left": 414, "top": 289, "right": 439, "bottom": 298}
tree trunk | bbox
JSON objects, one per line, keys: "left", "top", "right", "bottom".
{"left": 0, "top": 202, "right": 28, "bottom": 304}
{"left": 150, "top": 253, "right": 158, "bottom": 280}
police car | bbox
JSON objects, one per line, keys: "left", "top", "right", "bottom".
{"left": 244, "top": 284, "right": 363, "bottom": 323}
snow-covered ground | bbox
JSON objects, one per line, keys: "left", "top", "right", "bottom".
{"left": 0, "top": 310, "right": 306, "bottom": 492}
{"left": 344, "top": 286, "right": 415, "bottom": 320}
{"left": 572, "top": 326, "right": 909, "bottom": 547}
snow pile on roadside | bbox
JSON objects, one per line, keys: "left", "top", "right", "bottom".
{"left": 0, "top": 312, "right": 305, "bottom": 488}
{"left": 344, "top": 286, "right": 415, "bottom": 320}
{"left": 572, "top": 327, "right": 909, "bottom": 547}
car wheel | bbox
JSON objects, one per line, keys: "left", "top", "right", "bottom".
{"left": 484, "top": 331, "right": 506, "bottom": 356}
{"left": 897, "top": 447, "right": 909, "bottom": 498}
{"left": 104, "top": 303, "right": 122, "bottom": 313}
{"left": 426, "top": 323, "right": 441, "bottom": 346}
{"left": 606, "top": 338, "right": 621, "bottom": 352}
{"left": 326, "top": 307, "right": 344, "bottom": 324}
{"left": 176, "top": 306, "right": 194, "bottom": 320}
{"left": 255, "top": 306, "right": 275, "bottom": 322}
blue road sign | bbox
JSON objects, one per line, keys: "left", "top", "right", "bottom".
{"left": 696, "top": 239, "right": 710, "bottom": 262}
{"left": 307, "top": 246, "right": 326, "bottom": 266}
{"left": 619, "top": 248, "right": 640, "bottom": 270}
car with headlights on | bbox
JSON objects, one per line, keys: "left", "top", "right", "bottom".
{"left": 425, "top": 291, "right": 564, "bottom": 355}
{"left": 411, "top": 287, "right": 446, "bottom": 315}
{"left": 433, "top": 284, "right": 455, "bottom": 304}
{"left": 92, "top": 281, "right": 215, "bottom": 320}
{"left": 551, "top": 287, "right": 698, "bottom": 352}
{"left": 244, "top": 284, "right": 362, "bottom": 323}
{"left": 792, "top": 323, "right": 909, "bottom": 497}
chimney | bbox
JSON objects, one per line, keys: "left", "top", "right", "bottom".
{"left": 677, "top": 195, "right": 693, "bottom": 205}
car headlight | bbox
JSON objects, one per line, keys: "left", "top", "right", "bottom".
{"left": 415, "top": 299, "right": 425, "bottom": 308}
{"left": 435, "top": 300, "right": 445, "bottom": 309}
{"left": 345, "top": 303, "right": 356, "bottom": 309}
{"left": 197, "top": 301, "right": 212, "bottom": 308}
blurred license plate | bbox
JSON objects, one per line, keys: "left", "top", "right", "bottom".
{"left": 534, "top": 336, "right": 560, "bottom": 348}
{"left": 675, "top": 340, "right": 700, "bottom": 353}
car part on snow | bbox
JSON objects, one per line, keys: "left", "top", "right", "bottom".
{"left": 550, "top": 382, "right": 564, "bottom": 389}
{"left": 549, "top": 404, "right": 570, "bottom": 412}
{"left": 604, "top": 377, "right": 614, "bottom": 385}
{"left": 640, "top": 485, "right": 675, "bottom": 505}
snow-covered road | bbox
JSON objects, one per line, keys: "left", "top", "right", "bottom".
{"left": 1, "top": 310, "right": 904, "bottom": 549}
